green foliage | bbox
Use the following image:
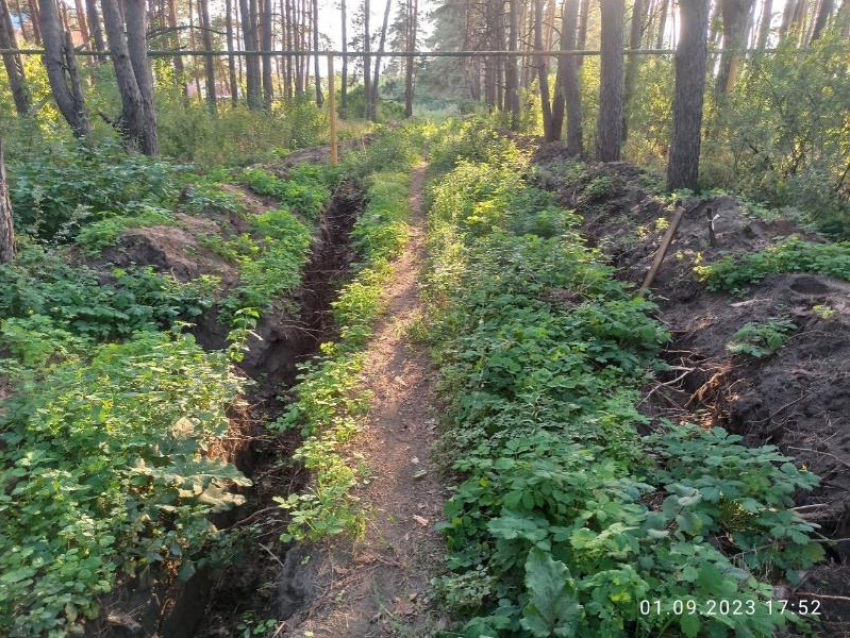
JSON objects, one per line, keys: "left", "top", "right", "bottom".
{"left": 220, "top": 208, "right": 313, "bottom": 321}
{"left": 0, "top": 244, "right": 215, "bottom": 340}
{"left": 74, "top": 206, "right": 175, "bottom": 255}
{"left": 241, "top": 164, "right": 338, "bottom": 221}
{"left": 697, "top": 237, "right": 850, "bottom": 292}
{"left": 423, "top": 128, "right": 820, "bottom": 637}
{"left": 0, "top": 331, "right": 246, "bottom": 637}
{"left": 155, "top": 94, "right": 328, "bottom": 167}
{"left": 7, "top": 140, "right": 179, "bottom": 240}
{"left": 273, "top": 169, "right": 413, "bottom": 543}
{"left": 726, "top": 319, "right": 797, "bottom": 358}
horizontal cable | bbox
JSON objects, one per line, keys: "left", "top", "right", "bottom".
{"left": 0, "top": 47, "right": 841, "bottom": 57}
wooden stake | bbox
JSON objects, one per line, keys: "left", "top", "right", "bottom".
{"left": 639, "top": 202, "right": 686, "bottom": 294}
{"left": 327, "top": 53, "right": 338, "bottom": 166}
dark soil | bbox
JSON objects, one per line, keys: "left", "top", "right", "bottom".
{"left": 85, "top": 169, "right": 365, "bottom": 637}
{"left": 533, "top": 142, "right": 850, "bottom": 636}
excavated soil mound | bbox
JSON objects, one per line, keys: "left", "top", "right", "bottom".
{"left": 533, "top": 142, "right": 850, "bottom": 634}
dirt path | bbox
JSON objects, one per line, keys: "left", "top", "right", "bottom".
{"left": 284, "top": 164, "right": 446, "bottom": 637}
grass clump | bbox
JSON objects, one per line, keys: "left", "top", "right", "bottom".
{"left": 421, "top": 125, "right": 823, "bottom": 638}
{"left": 697, "top": 237, "right": 850, "bottom": 292}
{"left": 74, "top": 206, "right": 175, "bottom": 255}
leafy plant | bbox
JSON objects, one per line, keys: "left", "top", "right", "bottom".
{"left": 0, "top": 331, "right": 246, "bottom": 636}
{"left": 697, "top": 237, "right": 850, "bottom": 292}
{"left": 421, "top": 126, "right": 819, "bottom": 638}
{"left": 726, "top": 319, "right": 796, "bottom": 358}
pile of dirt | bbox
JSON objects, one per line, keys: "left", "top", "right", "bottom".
{"left": 533, "top": 142, "right": 850, "bottom": 634}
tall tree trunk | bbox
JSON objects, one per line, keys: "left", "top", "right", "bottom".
{"left": 577, "top": 0, "right": 590, "bottom": 64}
{"left": 810, "top": 0, "right": 834, "bottom": 38}
{"left": 667, "top": 0, "right": 710, "bottom": 189}
{"left": 655, "top": 0, "right": 669, "bottom": 45}
{"left": 369, "top": 0, "right": 390, "bottom": 119}
{"left": 85, "top": 0, "right": 106, "bottom": 57}
{"left": 199, "top": 0, "right": 217, "bottom": 112}
{"left": 623, "top": 0, "right": 644, "bottom": 141}
{"left": 39, "top": 0, "right": 89, "bottom": 136}
{"left": 0, "top": 124, "right": 15, "bottom": 264}
{"left": 780, "top": 0, "right": 797, "bottom": 36}
{"left": 281, "top": 0, "right": 290, "bottom": 98}
{"left": 756, "top": 0, "right": 773, "bottom": 47}
{"left": 102, "top": 0, "right": 157, "bottom": 153}
{"left": 716, "top": 0, "right": 754, "bottom": 97}
{"left": 313, "top": 0, "right": 323, "bottom": 105}
{"left": 188, "top": 0, "right": 203, "bottom": 102}
{"left": 363, "top": 0, "right": 371, "bottom": 119}
{"left": 0, "top": 0, "right": 30, "bottom": 114}
{"left": 167, "top": 0, "right": 186, "bottom": 96}
{"left": 261, "top": 0, "right": 273, "bottom": 108}
{"left": 403, "top": 0, "right": 417, "bottom": 117}
{"left": 505, "top": 0, "right": 520, "bottom": 126}
{"left": 562, "top": 0, "right": 584, "bottom": 154}
{"left": 226, "top": 0, "right": 239, "bottom": 103}
{"left": 73, "top": 0, "right": 89, "bottom": 42}
{"left": 535, "top": 0, "right": 554, "bottom": 140}
{"left": 240, "top": 0, "right": 262, "bottom": 108}
{"left": 597, "top": 0, "right": 625, "bottom": 160}
{"left": 341, "top": 0, "right": 348, "bottom": 116}
{"left": 124, "top": 0, "right": 158, "bottom": 153}
{"left": 28, "top": 0, "right": 42, "bottom": 43}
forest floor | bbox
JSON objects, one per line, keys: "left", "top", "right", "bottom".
{"left": 284, "top": 164, "right": 448, "bottom": 637}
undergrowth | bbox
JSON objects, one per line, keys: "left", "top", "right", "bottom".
{"left": 0, "top": 330, "right": 246, "bottom": 636}
{"left": 421, "top": 123, "right": 823, "bottom": 638}
{"left": 697, "top": 237, "right": 850, "bottom": 293}
{"left": 277, "top": 158, "right": 412, "bottom": 541}
{"left": 272, "top": 167, "right": 414, "bottom": 542}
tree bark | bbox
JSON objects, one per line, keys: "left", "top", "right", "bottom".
{"left": 655, "top": 0, "right": 669, "bottom": 46}
{"left": 0, "top": 0, "right": 30, "bottom": 114}
{"left": 561, "top": 0, "right": 584, "bottom": 155}
{"left": 0, "top": 124, "right": 15, "bottom": 264}
{"left": 578, "top": 0, "right": 590, "bottom": 64}
{"left": 667, "top": 0, "right": 710, "bottom": 190}
{"left": 85, "top": 0, "right": 106, "bottom": 57}
{"left": 810, "top": 0, "right": 834, "bottom": 39}
{"left": 226, "top": 0, "right": 238, "bottom": 103}
{"left": 597, "top": 0, "right": 625, "bottom": 160}
{"left": 313, "top": 0, "right": 323, "bottom": 105}
{"left": 259, "top": 0, "right": 272, "bottom": 109}
{"left": 716, "top": 0, "right": 754, "bottom": 97}
{"left": 535, "top": 0, "right": 554, "bottom": 140}
{"left": 240, "top": 0, "right": 262, "bottom": 108}
{"left": 505, "top": 0, "right": 520, "bottom": 126}
{"left": 28, "top": 0, "right": 42, "bottom": 43}
{"left": 363, "top": 0, "right": 371, "bottom": 118}
{"left": 341, "top": 0, "right": 348, "bottom": 116}
{"left": 102, "top": 0, "right": 157, "bottom": 153}
{"left": 622, "top": 0, "right": 644, "bottom": 141}
{"left": 73, "top": 0, "right": 89, "bottom": 42}
{"left": 166, "top": 0, "right": 186, "bottom": 96}
{"left": 198, "top": 0, "right": 217, "bottom": 112}
{"left": 403, "top": 0, "right": 417, "bottom": 117}
{"left": 39, "top": 0, "right": 89, "bottom": 136}
{"left": 125, "top": 0, "right": 157, "bottom": 152}
{"left": 369, "top": 0, "right": 391, "bottom": 119}
{"left": 756, "top": 0, "right": 773, "bottom": 47}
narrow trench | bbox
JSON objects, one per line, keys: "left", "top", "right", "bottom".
{"left": 153, "top": 181, "right": 367, "bottom": 638}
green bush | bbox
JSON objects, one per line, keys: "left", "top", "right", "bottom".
{"left": 0, "top": 331, "right": 246, "bottom": 637}
{"left": 74, "top": 205, "right": 175, "bottom": 255}
{"left": 726, "top": 319, "right": 797, "bottom": 358}
{"left": 422, "top": 127, "right": 821, "bottom": 637}
{"left": 696, "top": 237, "right": 850, "bottom": 292}
{"left": 0, "top": 244, "right": 215, "bottom": 340}
{"left": 7, "top": 140, "right": 179, "bottom": 241}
